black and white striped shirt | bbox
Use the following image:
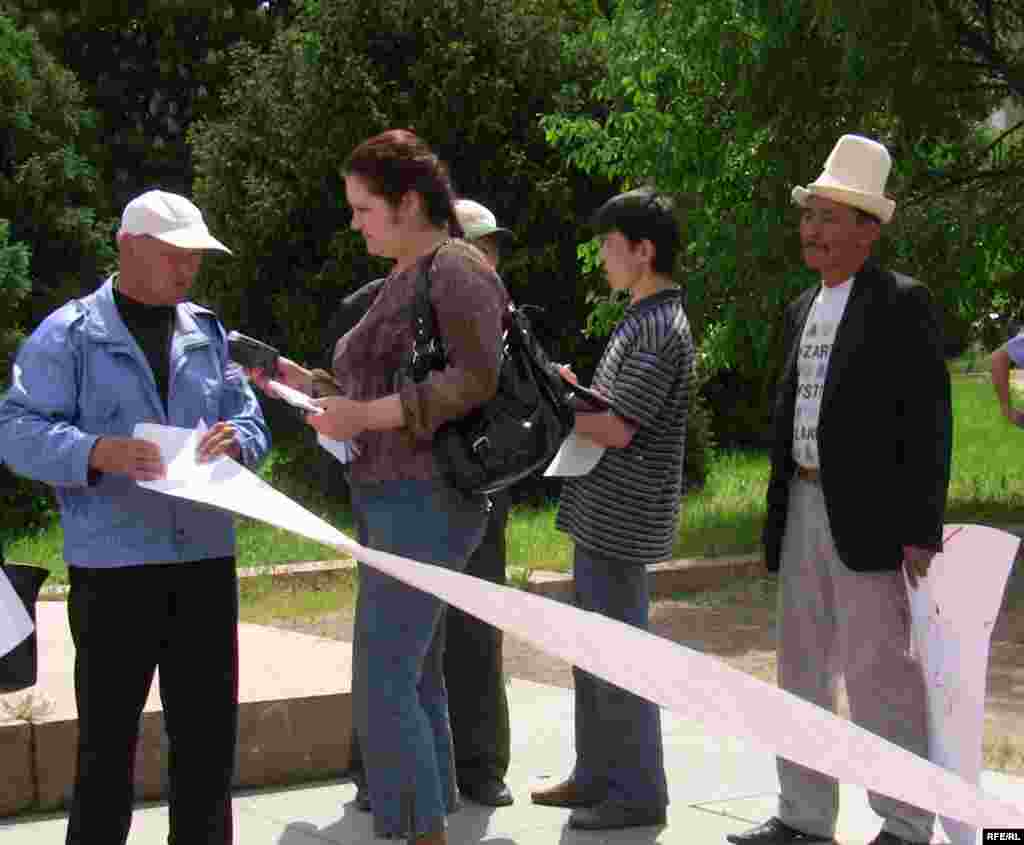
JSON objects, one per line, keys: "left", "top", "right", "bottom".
{"left": 556, "top": 288, "right": 694, "bottom": 565}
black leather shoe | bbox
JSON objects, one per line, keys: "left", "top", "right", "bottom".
{"left": 460, "top": 777, "right": 514, "bottom": 807}
{"left": 354, "top": 783, "right": 371, "bottom": 812}
{"left": 726, "top": 817, "right": 835, "bottom": 845}
{"left": 568, "top": 801, "right": 666, "bottom": 830}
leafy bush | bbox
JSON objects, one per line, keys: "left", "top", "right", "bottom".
{"left": 189, "top": 0, "right": 610, "bottom": 373}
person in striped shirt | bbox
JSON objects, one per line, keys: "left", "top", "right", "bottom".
{"left": 531, "top": 188, "right": 695, "bottom": 831}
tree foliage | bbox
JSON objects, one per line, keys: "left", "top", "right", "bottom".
{"left": 190, "top": 0, "right": 610, "bottom": 372}
{"left": 3, "top": 1, "right": 286, "bottom": 213}
{"left": 0, "top": 11, "right": 114, "bottom": 333}
{"left": 542, "top": 0, "right": 1024, "bottom": 443}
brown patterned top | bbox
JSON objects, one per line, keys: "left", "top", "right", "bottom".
{"left": 331, "top": 239, "right": 508, "bottom": 484}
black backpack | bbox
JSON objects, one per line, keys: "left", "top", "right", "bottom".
{"left": 409, "top": 246, "right": 575, "bottom": 495}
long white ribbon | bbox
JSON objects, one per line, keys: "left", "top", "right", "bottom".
{"left": 137, "top": 424, "right": 1024, "bottom": 828}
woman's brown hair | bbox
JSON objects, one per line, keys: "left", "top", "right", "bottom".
{"left": 343, "top": 129, "right": 464, "bottom": 238}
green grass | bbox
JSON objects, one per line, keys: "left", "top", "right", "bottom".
{"left": 238, "top": 567, "right": 359, "bottom": 625}
{"left": 674, "top": 450, "right": 769, "bottom": 558}
{"left": 946, "top": 374, "right": 1024, "bottom": 522}
{"left": 7, "top": 372, "right": 1024, "bottom": 582}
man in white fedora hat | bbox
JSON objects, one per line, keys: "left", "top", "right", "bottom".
{"left": 0, "top": 189, "right": 269, "bottom": 844}
{"left": 727, "top": 136, "right": 952, "bottom": 845}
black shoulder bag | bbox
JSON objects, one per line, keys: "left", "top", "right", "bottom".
{"left": 408, "top": 247, "right": 575, "bottom": 495}
{"left": 0, "top": 557, "right": 49, "bottom": 693}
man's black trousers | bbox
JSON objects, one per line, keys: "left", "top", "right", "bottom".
{"left": 443, "top": 492, "right": 512, "bottom": 786}
{"left": 65, "top": 558, "right": 239, "bottom": 845}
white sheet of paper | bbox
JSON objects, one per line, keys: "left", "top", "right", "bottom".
{"left": 269, "top": 380, "right": 323, "bottom": 415}
{"left": 317, "top": 434, "right": 358, "bottom": 465}
{"left": 0, "top": 566, "right": 34, "bottom": 659}
{"left": 543, "top": 432, "right": 606, "bottom": 477}
{"left": 134, "top": 418, "right": 215, "bottom": 482}
{"left": 137, "top": 423, "right": 358, "bottom": 554}
{"left": 135, "top": 424, "right": 1024, "bottom": 830}
{"left": 905, "top": 524, "right": 1020, "bottom": 845}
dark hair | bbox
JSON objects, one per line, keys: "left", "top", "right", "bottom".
{"left": 343, "top": 129, "right": 464, "bottom": 238}
{"left": 591, "top": 188, "right": 680, "bottom": 275}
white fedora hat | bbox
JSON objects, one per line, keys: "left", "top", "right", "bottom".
{"left": 119, "top": 189, "right": 232, "bottom": 253}
{"left": 792, "top": 134, "right": 896, "bottom": 224}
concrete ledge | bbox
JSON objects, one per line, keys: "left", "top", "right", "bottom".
{"left": 0, "top": 720, "right": 34, "bottom": 815}
{"left": 525, "top": 553, "right": 764, "bottom": 602}
{"left": 0, "top": 603, "right": 354, "bottom": 818}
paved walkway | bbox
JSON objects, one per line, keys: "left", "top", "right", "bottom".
{"left": 2, "top": 673, "right": 1022, "bottom": 844}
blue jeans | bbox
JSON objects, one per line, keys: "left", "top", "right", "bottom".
{"left": 571, "top": 544, "right": 668, "bottom": 809}
{"left": 350, "top": 480, "right": 489, "bottom": 838}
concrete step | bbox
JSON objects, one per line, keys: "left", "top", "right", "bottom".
{"left": 0, "top": 602, "right": 353, "bottom": 817}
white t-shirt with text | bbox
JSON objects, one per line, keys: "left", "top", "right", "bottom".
{"left": 793, "top": 278, "right": 854, "bottom": 469}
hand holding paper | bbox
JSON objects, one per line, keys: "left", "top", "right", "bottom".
{"left": 268, "top": 380, "right": 323, "bottom": 416}
{"left": 88, "top": 435, "right": 166, "bottom": 482}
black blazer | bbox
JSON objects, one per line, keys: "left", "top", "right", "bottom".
{"left": 763, "top": 259, "right": 952, "bottom": 572}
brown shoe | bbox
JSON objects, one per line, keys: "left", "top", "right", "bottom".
{"left": 412, "top": 830, "right": 446, "bottom": 845}
{"left": 530, "top": 778, "right": 603, "bottom": 808}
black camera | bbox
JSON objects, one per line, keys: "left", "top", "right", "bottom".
{"left": 227, "top": 331, "right": 280, "bottom": 373}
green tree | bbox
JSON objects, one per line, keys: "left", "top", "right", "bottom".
{"left": 189, "top": 0, "right": 609, "bottom": 372}
{"left": 0, "top": 11, "right": 114, "bottom": 331}
{"left": 0, "top": 218, "right": 30, "bottom": 381}
{"left": 5, "top": 1, "right": 286, "bottom": 211}
{"left": 542, "top": 0, "right": 1023, "bottom": 443}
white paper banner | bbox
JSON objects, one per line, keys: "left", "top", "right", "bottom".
{"left": 0, "top": 565, "right": 35, "bottom": 659}
{"left": 135, "top": 424, "right": 1024, "bottom": 829}
{"left": 906, "top": 525, "right": 1020, "bottom": 844}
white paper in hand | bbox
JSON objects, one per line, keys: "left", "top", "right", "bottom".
{"left": 544, "top": 432, "right": 606, "bottom": 477}
{"left": 135, "top": 419, "right": 217, "bottom": 488}
{"left": 268, "top": 380, "right": 323, "bottom": 416}
{"left": 317, "top": 434, "right": 359, "bottom": 464}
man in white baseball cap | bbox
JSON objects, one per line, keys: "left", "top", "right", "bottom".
{"left": 119, "top": 188, "right": 232, "bottom": 253}
{"left": 453, "top": 197, "right": 514, "bottom": 270}
{"left": 727, "top": 135, "right": 951, "bottom": 845}
{"left": 0, "top": 188, "right": 268, "bottom": 844}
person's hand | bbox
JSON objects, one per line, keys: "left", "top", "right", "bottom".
{"left": 88, "top": 436, "right": 166, "bottom": 481}
{"left": 306, "top": 396, "right": 368, "bottom": 442}
{"left": 197, "top": 421, "right": 241, "bottom": 463}
{"left": 902, "top": 545, "right": 936, "bottom": 589}
{"left": 558, "top": 364, "right": 579, "bottom": 386}
{"left": 247, "top": 356, "right": 311, "bottom": 397}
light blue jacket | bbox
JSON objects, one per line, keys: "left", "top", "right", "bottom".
{"left": 0, "top": 277, "right": 270, "bottom": 567}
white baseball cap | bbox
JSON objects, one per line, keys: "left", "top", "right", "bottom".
{"left": 454, "top": 199, "right": 513, "bottom": 241}
{"left": 119, "top": 189, "right": 232, "bottom": 253}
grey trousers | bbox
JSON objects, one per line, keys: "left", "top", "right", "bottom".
{"left": 776, "top": 478, "right": 934, "bottom": 843}
{"left": 571, "top": 544, "right": 668, "bottom": 809}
